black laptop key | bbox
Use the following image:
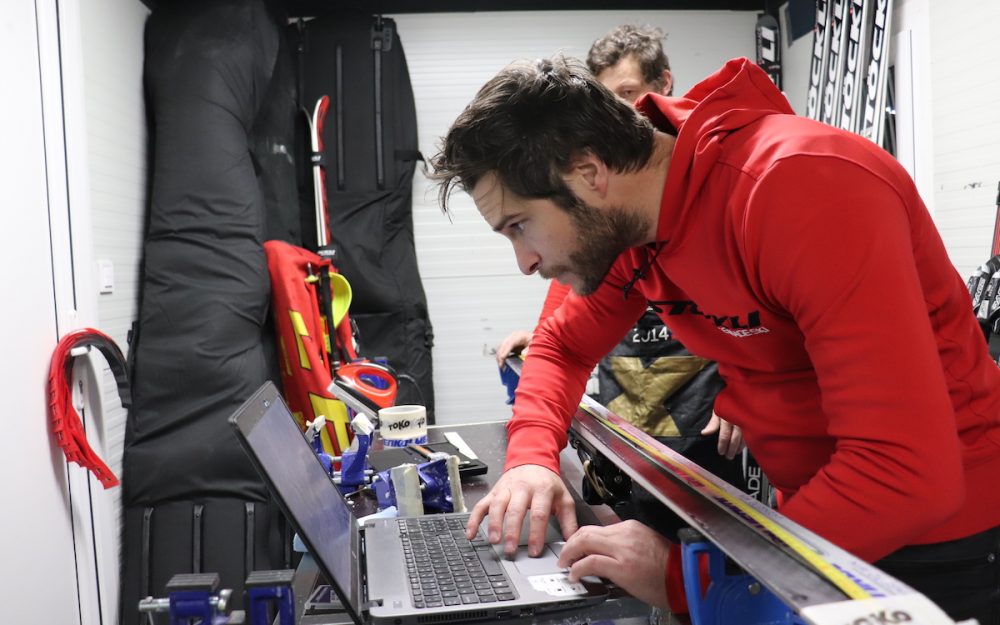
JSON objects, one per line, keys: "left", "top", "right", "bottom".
{"left": 474, "top": 547, "right": 505, "bottom": 577}
{"left": 444, "top": 597, "right": 462, "bottom": 606}
{"left": 496, "top": 592, "right": 516, "bottom": 601}
{"left": 461, "top": 594, "right": 480, "bottom": 604}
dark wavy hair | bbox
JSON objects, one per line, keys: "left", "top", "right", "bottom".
{"left": 587, "top": 25, "right": 672, "bottom": 96}
{"left": 430, "top": 56, "right": 655, "bottom": 215}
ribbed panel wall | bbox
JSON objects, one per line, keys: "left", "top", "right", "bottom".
{"left": 929, "top": 0, "right": 1000, "bottom": 278}
{"left": 80, "top": 0, "right": 150, "bottom": 593}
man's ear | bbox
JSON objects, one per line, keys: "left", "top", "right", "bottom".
{"left": 563, "top": 151, "right": 609, "bottom": 201}
{"left": 660, "top": 70, "right": 674, "bottom": 97}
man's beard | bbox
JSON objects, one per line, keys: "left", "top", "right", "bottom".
{"left": 542, "top": 195, "right": 650, "bottom": 296}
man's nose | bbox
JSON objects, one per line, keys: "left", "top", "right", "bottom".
{"left": 513, "top": 241, "right": 540, "bottom": 276}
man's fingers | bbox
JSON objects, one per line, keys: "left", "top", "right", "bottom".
{"left": 495, "top": 340, "right": 512, "bottom": 367}
{"left": 715, "top": 420, "right": 746, "bottom": 459}
{"left": 717, "top": 419, "right": 732, "bottom": 456}
{"left": 567, "top": 553, "right": 619, "bottom": 583}
{"left": 526, "top": 505, "right": 551, "bottom": 557}
{"left": 466, "top": 495, "right": 492, "bottom": 539}
{"left": 495, "top": 331, "right": 532, "bottom": 367}
{"left": 728, "top": 426, "right": 746, "bottom": 459}
{"left": 556, "top": 525, "right": 598, "bottom": 568}
{"left": 502, "top": 489, "right": 532, "bottom": 555}
{"left": 495, "top": 339, "right": 515, "bottom": 367}
{"left": 554, "top": 490, "right": 579, "bottom": 541}
{"left": 700, "top": 412, "right": 721, "bottom": 435}
{"left": 487, "top": 487, "right": 512, "bottom": 544}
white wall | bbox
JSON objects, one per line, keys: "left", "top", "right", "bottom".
{"left": 79, "top": 2, "right": 150, "bottom": 621}
{"left": 891, "top": 0, "right": 935, "bottom": 215}
{"left": 395, "top": 10, "right": 758, "bottom": 425}
{"left": 927, "top": 0, "right": 1000, "bottom": 279}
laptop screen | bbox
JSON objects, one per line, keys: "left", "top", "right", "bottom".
{"left": 234, "top": 383, "right": 357, "bottom": 613}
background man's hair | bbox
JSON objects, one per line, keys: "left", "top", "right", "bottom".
{"left": 587, "top": 24, "right": 672, "bottom": 96}
{"left": 430, "top": 56, "right": 654, "bottom": 215}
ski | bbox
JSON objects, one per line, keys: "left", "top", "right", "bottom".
{"left": 806, "top": 0, "right": 833, "bottom": 120}
{"left": 570, "top": 399, "right": 970, "bottom": 625}
{"left": 304, "top": 95, "right": 332, "bottom": 251}
{"left": 820, "top": 0, "right": 850, "bottom": 127}
{"left": 755, "top": 13, "right": 782, "bottom": 90}
{"left": 858, "top": 0, "right": 894, "bottom": 144}
{"left": 838, "top": 0, "right": 873, "bottom": 133}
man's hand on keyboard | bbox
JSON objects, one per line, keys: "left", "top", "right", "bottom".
{"left": 465, "top": 464, "right": 578, "bottom": 557}
{"left": 557, "top": 520, "right": 671, "bottom": 610}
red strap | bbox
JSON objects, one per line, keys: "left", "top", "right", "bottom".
{"left": 47, "top": 328, "right": 127, "bottom": 489}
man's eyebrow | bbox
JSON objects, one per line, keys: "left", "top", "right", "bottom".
{"left": 491, "top": 213, "right": 517, "bottom": 233}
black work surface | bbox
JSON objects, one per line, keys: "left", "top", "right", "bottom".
{"left": 367, "top": 441, "right": 489, "bottom": 478}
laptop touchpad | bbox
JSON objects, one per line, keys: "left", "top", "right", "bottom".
{"left": 506, "top": 542, "right": 566, "bottom": 576}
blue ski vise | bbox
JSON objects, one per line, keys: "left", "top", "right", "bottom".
{"left": 679, "top": 529, "right": 806, "bottom": 625}
{"left": 308, "top": 414, "right": 374, "bottom": 494}
{"left": 137, "top": 573, "right": 237, "bottom": 625}
{"left": 338, "top": 425, "right": 372, "bottom": 493}
{"left": 372, "top": 457, "right": 459, "bottom": 514}
{"left": 245, "top": 569, "right": 296, "bottom": 625}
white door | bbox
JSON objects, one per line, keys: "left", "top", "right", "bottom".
{"left": 0, "top": 0, "right": 103, "bottom": 621}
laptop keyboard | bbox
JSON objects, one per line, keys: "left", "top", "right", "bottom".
{"left": 399, "top": 517, "right": 519, "bottom": 608}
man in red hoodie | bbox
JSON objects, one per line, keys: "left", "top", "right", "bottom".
{"left": 431, "top": 55, "right": 1000, "bottom": 622}
{"left": 496, "top": 25, "right": 750, "bottom": 534}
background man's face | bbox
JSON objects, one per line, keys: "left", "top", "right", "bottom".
{"left": 595, "top": 54, "right": 671, "bottom": 103}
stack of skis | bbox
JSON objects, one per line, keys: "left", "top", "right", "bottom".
{"left": 805, "top": 0, "right": 894, "bottom": 147}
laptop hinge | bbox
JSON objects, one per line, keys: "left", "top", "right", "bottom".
{"left": 356, "top": 525, "right": 375, "bottom": 612}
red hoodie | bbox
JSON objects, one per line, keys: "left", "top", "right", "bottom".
{"left": 506, "top": 58, "right": 1000, "bottom": 562}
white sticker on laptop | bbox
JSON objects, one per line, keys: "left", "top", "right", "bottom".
{"left": 527, "top": 574, "right": 588, "bottom": 597}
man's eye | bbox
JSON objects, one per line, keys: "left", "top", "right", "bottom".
{"left": 510, "top": 222, "right": 525, "bottom": 234}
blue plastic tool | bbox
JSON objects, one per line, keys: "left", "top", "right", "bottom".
{"left": 680, "top": 530, "right": 806, "bottom": 625}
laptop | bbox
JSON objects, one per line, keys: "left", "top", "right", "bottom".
{"left": 229, "top": 381, "right": 610, "bottom": 625}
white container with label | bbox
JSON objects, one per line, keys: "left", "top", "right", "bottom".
{"left": 378, "top": 404, "right": 428, "bottom": 447}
